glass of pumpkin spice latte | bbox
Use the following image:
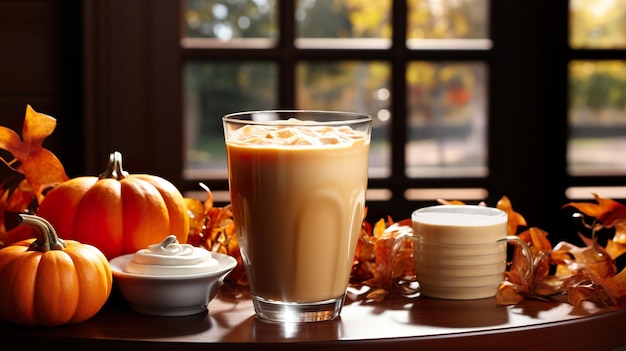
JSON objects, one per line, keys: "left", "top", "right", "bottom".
{"left": 223, "top": 110, "right": 372, "bottom": 323}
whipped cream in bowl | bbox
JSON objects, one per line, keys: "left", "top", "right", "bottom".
{"left": 125, "top": 235, "right": 221, "bottom": 276}
{"left": 109, "top": 235, "right": 238, "bottom": 316}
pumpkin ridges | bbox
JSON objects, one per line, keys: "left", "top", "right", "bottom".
{"left": 65, "top": 243, "right": 112, "bottom": 324}
{"left": 34, "top": 252, "right": 80, "bottom": 326}
{"left": 74, "top": 179, "right": 124, "bottom": 259}
{"left": 0, "top": 243, "right": 26, "bottom": 268}
{"left": 35, "top": 152, "right": 190, "bottom": 259}
{"left": 0, "top": 216, "right": 112, "bottom": 327}
{"left": 120, "top": 178, "right": 170, "bottom": 254}
{"left": 0, "top": 249, "right": 39, "bottom": 325}
{"left": 133, "top": 174, "right": 190, "bottom": 244}
{"left": 37, "top": 177, "right": 97, "bottom": 240}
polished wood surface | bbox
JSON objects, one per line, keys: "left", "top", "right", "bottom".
{"left": 2, "top": 283, "right": 626, "bottom": 351}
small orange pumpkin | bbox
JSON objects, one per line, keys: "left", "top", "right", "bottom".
{"left": 0, "top": 214, "right": 112, "bottom": 326}
{"left": 35, "top": 151, "right": 190, "bottom": 259}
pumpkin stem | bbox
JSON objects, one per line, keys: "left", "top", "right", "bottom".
{"left": 99, "top": 151, "right": 130, "bottom": 180}
{"left": 19, "top": 214, "right": 67, "bottom": 252}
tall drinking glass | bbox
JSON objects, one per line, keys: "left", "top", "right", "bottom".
{"left": 223, "top": 110, "right": 372, "bottom": 323}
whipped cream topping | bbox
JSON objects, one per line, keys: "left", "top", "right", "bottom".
{"left": 126, "top": 235, "right": 220, "bottom": 275}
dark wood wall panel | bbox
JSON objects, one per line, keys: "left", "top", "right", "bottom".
{"left": 0, "top": 0, "right": 83, "bottom": 176}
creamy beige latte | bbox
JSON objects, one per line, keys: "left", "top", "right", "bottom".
{"left": 226, "top": 122, "right": 369, "bottom": 303}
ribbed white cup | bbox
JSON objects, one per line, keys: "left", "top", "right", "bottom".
{"left": 411, "top": 205, "right": 509, "bottom": 299}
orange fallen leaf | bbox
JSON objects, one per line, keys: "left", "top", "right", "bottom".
{"left": 0, "top": 105, "right": 69, "bottom": 246}
{"left": 563, "top": 193, "right": 626, "bottom": 228}
{"left": 497, "top": 196, "right": 528, "bottom": 236}
{"left": 0, "top": 105, "right": 68, "bottom": 200}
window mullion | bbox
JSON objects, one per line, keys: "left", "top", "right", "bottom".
{"left": 278, "top": 0, "right": 296, "bottom": 107}
{"left": 389, "top": 0, "right": 408, "bottom": 194}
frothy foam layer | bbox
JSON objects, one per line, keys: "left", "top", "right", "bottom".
{"left": 229, "top": 119, "right": 368, "bottom": 147}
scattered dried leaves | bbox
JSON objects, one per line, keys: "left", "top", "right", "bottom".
{"left": 1, "top": 105, "right": 624, "bottom": 308}
{"left": 184, "top": 183, "right": 247, "bottom": 288}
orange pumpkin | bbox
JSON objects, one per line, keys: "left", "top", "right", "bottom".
{"left": 35, "top": 151, "right": 190, "bottom": 259}
{"left": 0, "top": 214, "right": 112, "bottom": 326}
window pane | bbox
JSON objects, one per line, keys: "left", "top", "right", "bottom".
{"left": 295, "top": 0, "right": 391, "bottom": 48}
{"left": 296, "top": 0, "right": 391, "bottom": 38}
{"left": 296, "top": 60, "right": 391, "bottom": 177}
{"left": 407, "top": 0, "right": 491, "bottom": 49}
{"left": 183, "top": 61, "right": 278, "bottom": 179}
{"left": 405, "top": 61, "right": 488, "bottom": 177}
{"left": 183, "top": 0, "right": 277, "bottom": 40}
{"left": 570, "top": 0, "right": 626, "bottom": 49}
{"left": 568, "top": 60, "right": 626, "bottom": 175}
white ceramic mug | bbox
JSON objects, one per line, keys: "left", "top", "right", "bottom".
{"left": 392, "top": 204, "right": 531, "bottom": 300}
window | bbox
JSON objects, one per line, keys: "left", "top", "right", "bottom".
{"left": 83, "top": 0, "right": 626, "bottom": 244}
{"left": 567, "top": 0, "right": 626, "bottom": 197}
{"left": 180, "top": 0, "right": 492, "bottom": 207}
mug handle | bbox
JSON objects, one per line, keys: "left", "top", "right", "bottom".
{"left": 390, "top": 233, "right": 535, "bottom": 298}
{"left": 500, "top": 235, "right": 535, "bottom": 286}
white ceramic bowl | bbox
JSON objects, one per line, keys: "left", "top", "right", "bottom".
{"left": 109, "top": 252, "right": 237, "bottom": 317}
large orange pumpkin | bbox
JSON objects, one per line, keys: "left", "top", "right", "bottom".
{"left": 35, "top": 151, "right": 189, "bottom": 259}
{"left": 0, "top": 214, "right": 112, "bottom": 326}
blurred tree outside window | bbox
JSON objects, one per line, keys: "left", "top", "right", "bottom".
{"left": 406, "top": 61, "right": 487, "bottom": 178}
{"left": 569, "top": 0, "right": 626, "bottom": 49}
{"left": 568, "top": 0, "right": 626, "bottom": 176}
{"left": 568, "top": 60, "right": 626, "bottom": 175}
{"left": 184, "top": 0, "right": 277, "bottom": 40}
{"left": 297, "top": 0, "right": 391, "bottom": 39}
{"left": 296, "top": 60, "right": 392, "bottom": 177}
{"left": 183, "top": 61, "right": 277, "bottom": 179}
{"left": 407, "top": 0, "right": 491, "bottom": 49}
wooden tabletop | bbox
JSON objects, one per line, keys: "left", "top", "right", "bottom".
{"left": 2, "top": 283, "right": 626, "bottom": 351}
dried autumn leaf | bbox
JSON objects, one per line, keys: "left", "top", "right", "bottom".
{"left": 351, "top": 216, "right": 413, "bottom": 301}
{"left": 376, "top": 219, "right": 413, "bottom": 286}
{"left": 551, "top": 239, "right": 616, "bottom": 279}
{"left": 605, "top": 239, "right": 626, "bottom": 261}
{"left": 563, "top": 193, "right": 626, "bottom": 262}
{"left": 613, "top": 222, "right": 626, "bottom": 245}
{"left": 564, "top": 270, "right": 625, "bottom": 307}
{"left": 496, "top": 280, "right": 526, "bottom": 305}
{"left": 563, "top": 194, "right": 626, "bottom": 252}
{"left": 562, "top": 193, "right": 626, "bottom": 228}
{"left": 0, "top": 105, "right": 68, "bottom": 201}
{"left": 0, "top": 105, "right": 69, "bottom": 244}
{"left": 351, "top": 213, "right": 378, "bottom": 283}
{"left": 497, "top": 196, "right": 528, "bottom": 236}
{"left": 608, "top": 266, "right": 626, "bottom": 296}
{"left": 183, "top": 196, "right": 207, "bottom": 247}
{"left": 503, "top": 239, "right": 532, "bottom": 289}
{"left": 3, "top": 179, "right": 35, "bottom": 213}
{"left": 184, "top": 183, "right": 245, "bottom": 286}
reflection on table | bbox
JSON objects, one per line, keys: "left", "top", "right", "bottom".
{"left": 1, "top": 283, "right": 626, "bottom": 351}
